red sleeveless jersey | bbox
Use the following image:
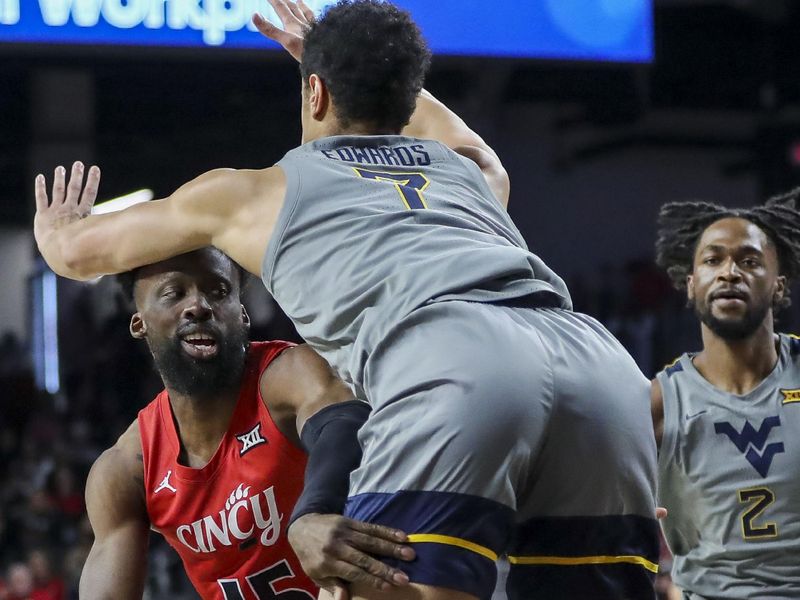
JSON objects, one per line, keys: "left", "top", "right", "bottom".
{"left": 138, "top": 341, "right": 317, "bottom": 600}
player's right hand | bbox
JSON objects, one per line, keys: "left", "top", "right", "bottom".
{"left": 252, "top": 0, "right": 315, "bottom": 63}
{"left": 287, "top": 513, "right": 415, "bottom": 598}
{"left": 33, "top": 161, "right": 101, "bottom": 256}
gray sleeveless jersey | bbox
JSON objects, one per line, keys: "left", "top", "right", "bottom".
{"left": 656, "top": 334, "right": 800, "bottom": 599}
{"left": 263, "top": 135, "right": 571, "bottom": 398}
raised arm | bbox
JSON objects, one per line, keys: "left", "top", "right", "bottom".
{"left": 262, "top": 345, "right": 414, "bottom": 596}
{"left": 402, "top": 90, "right": 510, "bottom": 208}
{"left": 80, "top": 424, "right": 150, "bottom": 600}
{"left": 252, "top": 1, "right": 510, "bottom": 208}
{"left": 34, "top": 162, "right": 285, "bottom": 281}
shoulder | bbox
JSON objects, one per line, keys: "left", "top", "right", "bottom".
{"left": 784, "top": 333, "right": 800, "bottom": 361}
{"left": 259, "top": 343, "right": 354, "bottom": 434}
{"left": 659, "top": 355, "right": 686, "bottom": 379}
{"left": 264, "top": 343, "right": 333, "bottom": 379}
{"left": 86, "top": 421, "right": 147, "bottom": 523}
{"left": 89, "top": 421, "right": 143, "bottom": 489}
{"left": 452, "top": 145, "right": 509, "bottom": 209}
{"left": 260, "top": 344, "right": 344, "bottom": 405}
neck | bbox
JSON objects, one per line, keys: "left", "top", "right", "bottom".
{"left": 304, "top": 119, "right": 400, "bottom": 143}
{"left": 693, "top": 320, "right": 779, "bottom": 395}
{"left": 166, "top": 386, "right": 240, "bottom": 468}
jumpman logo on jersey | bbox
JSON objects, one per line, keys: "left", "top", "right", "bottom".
{"left": 714, "top": 416, "right": 785, "bottom": 477}
{"left": 236, "top": 423, "right": 267, "bottom": 456}
{"left": 155, "top": 470, "right": 177, "bottom": 494}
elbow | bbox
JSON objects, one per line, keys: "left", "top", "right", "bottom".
{"left": 497, "top": 166, "right": 510, "bottom": 194}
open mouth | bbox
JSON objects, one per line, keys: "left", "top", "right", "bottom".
{"left": 180, "top": 332, "right": 219, "bottom": 360}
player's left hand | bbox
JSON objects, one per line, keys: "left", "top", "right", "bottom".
{"left": 33, "top": 161, "right": 101, "bottom": 248}
{"left": 288, "top": 513, "right": 415, "bottom": 598}
{"left": 252, "top": 0, "right": 315, "bottom": 62}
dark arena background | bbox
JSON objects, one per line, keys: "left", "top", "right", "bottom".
{"left": 0, "top": 1, "right": 798, "bottom": 598}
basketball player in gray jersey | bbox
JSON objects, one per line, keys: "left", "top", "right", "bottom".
{"left": 33, "top": 1, "right": 659, "bottom": 598}
{"left": 653, "top": 193, "right": 800, "bottom": 599}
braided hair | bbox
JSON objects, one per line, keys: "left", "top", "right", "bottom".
{"left": 655, "top": 189, "right": 800, "bottom": 311}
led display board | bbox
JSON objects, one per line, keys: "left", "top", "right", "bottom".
{"left": 0, "top": 0, "right": 652, "bottom": 62}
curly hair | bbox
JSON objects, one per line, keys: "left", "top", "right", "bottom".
{"left": 655, "top": 189, "right": 800, "bottom": 311}
{"left": 300, "top": 0, "right": 431, "bottom": 132}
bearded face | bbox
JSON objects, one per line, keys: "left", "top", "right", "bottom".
{"left": 130, "top": 248, "right": 250, "bottom": 399}
{"left": 688, "top": 218, "right": 785, "bottom": 341}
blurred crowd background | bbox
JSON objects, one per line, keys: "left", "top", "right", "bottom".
{"left": 3, "top": 1, "right": 800, "bottom": 598}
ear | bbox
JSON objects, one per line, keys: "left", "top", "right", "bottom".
{"left": 130, "top": 313, "right": 147, "bottom": 339}
{"left": 686, "top": 274, "right": 695, "bottom": 302}
{"left": 307, "top": 74, "right": 329, "bottom": 122}
{"left": 241, "top": 305, "right": 251, "bottom": 329}
{"left": 774, "top": 275, "right": 787, "bottom": 306}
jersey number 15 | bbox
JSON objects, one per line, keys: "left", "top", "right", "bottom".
{"left": 218, "top": 560, "right": 314, "bottom": 600}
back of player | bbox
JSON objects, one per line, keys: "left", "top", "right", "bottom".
{"left": 657, "top": 334, "right": 800, "bottom": 599}
{"left": 264, "top": 135, "right": 659, "bottom": 599}
{"left": 266, "top": 135, "right": 572, "bottom": 399}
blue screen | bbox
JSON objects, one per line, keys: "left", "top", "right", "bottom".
{"left": 0, "top": 0, "right": 652, "bottom": 62}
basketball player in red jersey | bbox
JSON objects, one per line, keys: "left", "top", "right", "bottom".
{"left": 79, "top": 247, "right": 415, "bottom": 599}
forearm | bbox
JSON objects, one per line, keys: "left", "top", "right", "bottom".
{"left": 37, "top": 216, "right": 127, "bottom": 280}
{"left": 36, "top": 190, "right": 216, "bottom": 281}
{"left": 290, "top": 401, "right": 371, "bottom": 524}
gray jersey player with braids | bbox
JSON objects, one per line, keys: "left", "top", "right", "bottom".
{"left": 33, "top": 2, "right": 659, "bottom": 599}
{"left": 653, "top": 192, "right": 800, "bottom": 599}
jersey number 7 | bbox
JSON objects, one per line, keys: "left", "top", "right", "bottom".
{"left": 353, "top": 168, "right": 430, "bottom": 210}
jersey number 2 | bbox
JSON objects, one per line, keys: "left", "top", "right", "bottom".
{"left": 738, "top": 487, "right": 778, "bottom": 540}
{"left": 353, "top": 168, "right": 430, "bottom": 209}
{"left": 218, "top": 560, "right": 314, "bottom": 600}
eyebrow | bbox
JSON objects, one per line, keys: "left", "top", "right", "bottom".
{"left": 699, "top": 244, "right": 765, "bottom": 255}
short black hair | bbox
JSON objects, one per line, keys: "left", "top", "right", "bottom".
{"left": 301, "top": 0, "right": 431, "bottom": 132}
{"left": 655, "top": 189, "right": 800, "bottom": 311}
{"left": 115, "top": 255, "right": 249, "bottom": 306}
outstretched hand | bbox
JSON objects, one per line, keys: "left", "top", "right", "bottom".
{"left": 287, "top": 513, "right": 415, "bottom": 599}
{"left": 33, "top": 161, "right": 101, "bottom": 248}
{"left": 252, "top": 0, "right": 315, "bottom": 62}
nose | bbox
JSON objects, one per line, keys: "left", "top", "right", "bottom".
{"left": 718, "top": 258, "right": 742, "bottom": 282}
{"left": 181, "top": 289, "right": 212, "bottom": 321}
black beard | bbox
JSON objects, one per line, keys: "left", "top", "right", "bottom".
{"left": 694, "top": 297, "right": 770, "bottom": 341}
{"left": 148, "top": 325, "right": 249, "bottom": 399}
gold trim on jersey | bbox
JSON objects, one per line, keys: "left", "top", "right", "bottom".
{"left": 506, "top": 554, "right": 659, "bottom": 573}
{"left": 406, "top": 534, "right": 497, "bottom": 561}
{"left": 781, "top": 389, "right": 800, "bottom": 404}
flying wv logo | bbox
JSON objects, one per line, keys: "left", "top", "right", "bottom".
{"left": 714, "top": 416, "right": 784, "bottom": 477}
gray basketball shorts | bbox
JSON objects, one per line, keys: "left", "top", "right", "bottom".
{"left": 343, "top": 300, "right": 659, "bottom": 599}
